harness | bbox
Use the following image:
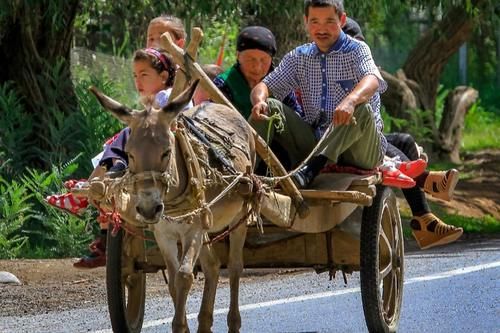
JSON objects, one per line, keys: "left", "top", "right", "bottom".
{"left": 93, "top": 114, "right": 261, "bottom": 240}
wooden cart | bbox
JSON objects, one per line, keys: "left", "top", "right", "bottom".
{"left": 80, "top": 28, "right": 405, "bottom": 333}
{"left": 97, "top": 172, "right": 404, "bottom": 333}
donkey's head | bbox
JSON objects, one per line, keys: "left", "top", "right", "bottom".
{"left": 90, "top": 81, "right": 199, "bottom": 224}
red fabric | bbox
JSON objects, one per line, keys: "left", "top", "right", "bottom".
{"left": 46, "top": 193, "right": 88, "bottom": 216}
{"left": 104, "top": 132, "right": 121, "bottom": 145}
{"left": 320, "top": 163, "right": 377, "bottom": 175}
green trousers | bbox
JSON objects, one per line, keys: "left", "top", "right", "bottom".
{"left": 249, "top": 98, "right": 384, "bottom": 169}
{"left": 249, "top": 98, "right": 317, "bottom": 167}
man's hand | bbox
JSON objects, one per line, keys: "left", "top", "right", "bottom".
{"left": 251, "top": 101, "right": 270, "bottom": 121}
{"left": 332, "top": 74, "right": 379, "bottom": 126}
{"left": 333, "top": 98, "right": 355, "bottom": 126}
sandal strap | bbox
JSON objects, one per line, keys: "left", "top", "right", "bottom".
{"left": 413, "top": 213, "right": 460, "bottom": 235}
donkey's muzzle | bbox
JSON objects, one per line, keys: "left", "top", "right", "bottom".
{"left": 135, "top": 189, "right": 165, "bottom": 224}
{"left": 136, "top": 203, "right": 164, "bottom": 223}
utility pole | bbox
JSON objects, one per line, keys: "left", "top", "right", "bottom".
{"left": 458, "top": 43, "right": 467, "bottom": 85}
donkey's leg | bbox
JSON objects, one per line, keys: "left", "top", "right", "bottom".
{"left": 197, "top": 243, "right": 221, "bottom": 333}
{"left": 152, "top": 226, "right": 179, "bottom": 301}
{"left": 152, "top": 225, "right": 188, "bottom": 332}
{"left": 227, "top": 221, "right": 248, "bottom": 333}
{"left": 172, "top": 226, "right": 204, "bottom": 333}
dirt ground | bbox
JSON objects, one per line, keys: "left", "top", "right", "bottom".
{"left": 1, "top": 149, "right": 498, "bottom": 317}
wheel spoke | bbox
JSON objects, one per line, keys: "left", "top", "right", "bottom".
{"left": 393, "top": 273, "right": 399, "bottom": 307}
{"left": 379, "top": 228, "right": 393, "bottom": 259}
{"left": 380, "top": 227, "right": 391, "bottom": 250}
{"left": 383, "top": 272, "right": 394, "bottom": 314}
{"left": 380, "top": 261, "right": 392, "bottom": 279}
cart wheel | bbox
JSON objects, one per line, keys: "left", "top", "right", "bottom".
{"left": 106, "top": 228, "right": 146, "bottom": 333}
{"left": 360, "top": 185, "right": 404, "bottom": 333}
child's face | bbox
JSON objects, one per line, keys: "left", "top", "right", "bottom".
{"left": 133, "top": 60, "right": 167, "bottom": 97}
{"left": 147, "top": 21, "right": 185, "bottom": 48}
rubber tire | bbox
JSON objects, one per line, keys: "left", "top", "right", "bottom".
{"left": 106, "top": 229, "right": 146, "bottom": 333}
{"left": 360, "top": 185, "right": 404, "bottom": 333}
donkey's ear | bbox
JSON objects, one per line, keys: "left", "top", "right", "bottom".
{"left": 162, "top": 80, "right": 199, "bottom": 116}
{"left": 89, "top": 86, "right": 135, "bottom": 125}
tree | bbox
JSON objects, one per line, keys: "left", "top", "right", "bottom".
{"left": 1, "top": 0, "right": 497, "bottom": 170}
{"left": 380, "top": 0, "right": 492, "bottom": 161}
{"left": 0, "top": 0, "right": 80, "bottom": 168}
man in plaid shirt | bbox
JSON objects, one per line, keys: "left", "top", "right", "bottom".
{"left": 250, "top": 0, "right": 387, "bottom": 188}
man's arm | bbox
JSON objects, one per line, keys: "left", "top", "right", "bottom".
{"left": 334, "top": 74, "right": 379, "bottom": 126}
{"left": 250, "top": 82, "right": 271, "bottom": 121}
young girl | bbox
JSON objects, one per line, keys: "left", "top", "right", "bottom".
{"left": 46, "top": 16, "right": 188, "bottom": 269}
{"left": 47, "top": 48, "right": 176, "bottom": 210}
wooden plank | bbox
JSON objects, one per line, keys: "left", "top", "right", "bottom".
{"left": 350, "top": 174, "right": 381, "bottom": 186}
{"left": 168, "top": 28, "right": 204, "bottom": 103}
{"left": 211, "top": 228, "right": 360, "bottom": 269}
{"left": 299, "top": 189, "right": 373, "bottom": 206}
{"left": 330, "top": 229, "right": 360, "bottom": 268}
{"left": 288, "top": 202, "right": 358, "bottom": 233}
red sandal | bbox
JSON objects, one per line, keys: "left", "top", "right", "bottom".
{"left": 397, "top": 158, "right": 427, "bottom": 179}
{"left": 73, "top": 236, "right": 107, "bottom": 269}
{"left": 380, "top": 159, "right": 417, "bottom": 189}
{"left": 46, "top": 193, "right": 89, "bottom": 216}
{"left": 382, "top": 168, "right": 416, "bottom": 188}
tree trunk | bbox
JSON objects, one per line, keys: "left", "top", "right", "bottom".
{"left": 437, "top": 86, "right": 478, "bottom": 163}
{"left": 381, "top": 1, "right": 485, "bottom": 157}
{"left": 0, "top": 1, "right": 80, "bottom": 169}
{"left": 402, "top": 2, "right": 480, "bottom": 112}
{"left": 380, "top": 69, "right": 418, "bottom": 128}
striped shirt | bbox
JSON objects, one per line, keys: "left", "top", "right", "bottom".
{"left": 263, "top": 32, "right": 387, "bottom": 151}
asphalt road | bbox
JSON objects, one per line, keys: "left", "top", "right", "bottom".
{"left": 1, "top": 238, "right": 499, "bottom": 333}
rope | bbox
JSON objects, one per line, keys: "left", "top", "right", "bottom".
{"left": 257, "top": 123, "right": 335, "bottom": 184}
{"left": 204, "top": 206, "right": 253, "bottom": 245}
{"left": 95, "top": 199, "right": 156, "bottom": 241}
{"left": 162, "top": 172, "right": 246, "bottom": 223}
{"left": 203, "top": 173, "right": 264, "bottom": 244}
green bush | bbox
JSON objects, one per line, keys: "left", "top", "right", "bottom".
{"left": 0, "top": 82, "right": 33, "bottom": 178}
{"left": 0, "top": 177, "right": 32, "bottom": 259}
{"left": 0, "top": 52, "right": 134, "bottom": 258}
{"left": 0, "top": 165, "right": 96, "bottom": 259}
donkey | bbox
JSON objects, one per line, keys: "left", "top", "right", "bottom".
{"left": 91, "top": 82, "right": 256, "bottom": 333}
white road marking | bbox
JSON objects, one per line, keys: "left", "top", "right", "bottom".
{"left": 91, "top": 260, "right": 500, "bottom": 333}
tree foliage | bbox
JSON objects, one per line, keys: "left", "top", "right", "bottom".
{"left": 0, "top": 0, "right": 80, "bottom": 169}
{"left": 0, "top": 0, "right": 498, "bottom": 170}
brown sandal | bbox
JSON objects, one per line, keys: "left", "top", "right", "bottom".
{"left": 411, "top": 213, "right": 463, "bottom": 249}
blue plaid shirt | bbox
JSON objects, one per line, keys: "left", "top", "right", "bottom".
{"left": 263, "top": 32, "right": 387, "bottom": 152}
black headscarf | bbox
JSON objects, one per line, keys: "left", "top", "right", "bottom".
{"left": 237, "top": 26, "right": 277, "bottom": 57}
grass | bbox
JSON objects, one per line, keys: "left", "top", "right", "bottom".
{"left": 461, "top": 104, "right": 500, "bottom": 152}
